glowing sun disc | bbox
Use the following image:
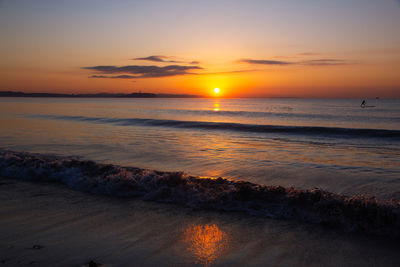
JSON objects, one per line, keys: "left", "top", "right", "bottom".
{"left": 214, "top": 88, "right": 220, "bottom": 94}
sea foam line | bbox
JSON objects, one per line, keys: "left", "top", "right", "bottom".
{"left": 0, "top": 151, "right": 400, "bottom": 238}
{"left": 0, "top": 150, "right": 399, "bottom": 238}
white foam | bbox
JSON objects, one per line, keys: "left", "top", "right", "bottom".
{"left": 1, "top": 150, "right": 399, "bottom": 238}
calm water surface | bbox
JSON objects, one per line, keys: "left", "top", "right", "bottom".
{"left": 0, "top": 97, "right": 399, "bottom": 199}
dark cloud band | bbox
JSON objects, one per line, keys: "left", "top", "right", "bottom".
{"left": 239, "top": 58, "right": 351, "bottom": 66}
{"left": 238, "top": 59, "right": 292, "bottom": 65}
{"left": 134, "top": 55, "right": 180, "bottom": 63}
{"left": 83, "top": 64, "right": 203, "bottom": 78}
{"left": 133, "top": 55, "right": 199, "bottom": 65}
{"left": 300, "top": 59, "right": 350, "bottom": 66}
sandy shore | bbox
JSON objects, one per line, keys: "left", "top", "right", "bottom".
{"left": 0, "top": 178, "right": 399, "bottom": 267}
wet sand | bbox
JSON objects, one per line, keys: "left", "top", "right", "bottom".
{"left": 0, "top": 178, "right": 399, "bottom": 267}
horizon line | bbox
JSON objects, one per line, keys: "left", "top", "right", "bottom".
{"left": 0, "top": 90, "right": 396, "bottom": 99}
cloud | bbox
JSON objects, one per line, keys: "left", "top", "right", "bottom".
{"left": 89, "top": 75, "right": 139, "bottom": 79}
{"left": 238, "top": 59, "right": 293, "bottom": 65}
{"left": 133, "top": 55, "right": 200, "bottom": 65}
{"left": 134, "top": 55, "right": 181, "bottom": 63}
{"left": 132, "top": 56, "right": 200, "bottom": 65}
{"left": 298, "top": 52, "right": 320, "bottom": 56}
{"left": 300, "top": 59, "right": 350, "bottom": 66}
{"left": 83, "top": 64, "right": 203, "bottom": 78}
{"left": 202, "top": 69, "right": 257, "bottom": 75}
{"left": 239, "top": 58, "right": 351, "bottom": 67}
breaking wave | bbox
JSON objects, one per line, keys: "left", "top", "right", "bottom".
{"left": 1, "top": 150, "right": 399, "bottom": 238}
{"left": 30, "top": 114, "right": 400, "bottom": 140}
{"left": 164, "top": 108, "right": 400, "bottom": 123}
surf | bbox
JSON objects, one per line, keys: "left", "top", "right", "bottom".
{"left": 1, "top": 150, "right": 399, "bottom": 238}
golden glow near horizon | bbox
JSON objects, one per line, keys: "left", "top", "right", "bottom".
{"left": 0, "top": 1, "right": 400, "bottom": 97}
{"left": 214, "top": 88, "right": 220, "bottom": 94}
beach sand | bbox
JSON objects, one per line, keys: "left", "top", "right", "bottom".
{"left": 0, "top": 178, "right": 399, "bottom": 267}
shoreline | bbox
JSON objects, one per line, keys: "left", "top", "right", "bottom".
{"left": 0, "top": 178, "right": 399, "bottom": 266}
{"left": 1, "top": 150, "right": 399, "bottom": 239}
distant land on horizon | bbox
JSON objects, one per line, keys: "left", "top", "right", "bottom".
{"left": 0, "top": 91, "right": 201, "bottom": 98}
{"left": 0, "top": 91, "right": 392, "bottom": 99}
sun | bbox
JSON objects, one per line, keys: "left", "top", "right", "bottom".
{"left": 214, "top": 88, "right": 220, "bottom": 94}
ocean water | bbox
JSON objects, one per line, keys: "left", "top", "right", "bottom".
{"left": 0, "top": 97, "right": 399, "bottom": 200}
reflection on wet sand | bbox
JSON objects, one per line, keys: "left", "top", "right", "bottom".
{"left": 184, "top": 224, "right": 229, "bottom": 266}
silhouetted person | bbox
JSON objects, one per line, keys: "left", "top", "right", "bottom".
{"left": 361, "top": 100, "right": 366, "bottom": 108}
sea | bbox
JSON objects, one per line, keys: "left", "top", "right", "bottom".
{"left": 0, "top": 97, "right": 399, "bottom": 200}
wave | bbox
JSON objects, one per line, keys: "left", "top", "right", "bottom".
{"left": 30, "top": 114, "right": 400, "bottom": 140}
{"left": 163, "top": 108, "right": 400, "bottom": 123}
{"left": 1, "top": 150, "right": 399, "bottom": 238}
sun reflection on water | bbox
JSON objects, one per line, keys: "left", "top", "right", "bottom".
{"left": 183, "top": 224, "right": 229, "bottom": 266}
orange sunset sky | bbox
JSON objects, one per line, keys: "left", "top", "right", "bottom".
{"left": 0, "top": 0, "right": 400, "bottom": 98}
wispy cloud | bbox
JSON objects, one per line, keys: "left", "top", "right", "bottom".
{"left": 239, "top": 58, "right": 351, "bottom": 67}
{"left": 89, "top": 75, "right": 139, "bottom": 79}
{"left": 84, "top": 56, "right": 351, "bottom": 80}
{"left": 133, "top": 55, "right": 200, "bottom": 65}
{"left": 83, "top": 64, "right": 203, "bottom": 79}
{"left": 300, "top": 59, "right": 350, "bottom": 66}
{"left": 134, "top": 55, "right": 180, "bottom": 63}
{"left": 238, "top": 59, "right": 293, "bottom": 65}
{"left": 298, "top": 52, "right": 320, "bottom": 56}
{"left": 201, "top": 69, "right": 257, "bottom": 75}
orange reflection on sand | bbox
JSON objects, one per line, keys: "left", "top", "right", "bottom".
{"left": 184, "top": 224, "right": 229, "bottom": 266}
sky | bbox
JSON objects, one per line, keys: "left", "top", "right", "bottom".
{"left": 0, "top": 0, "right": 400, "bottom": 97}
